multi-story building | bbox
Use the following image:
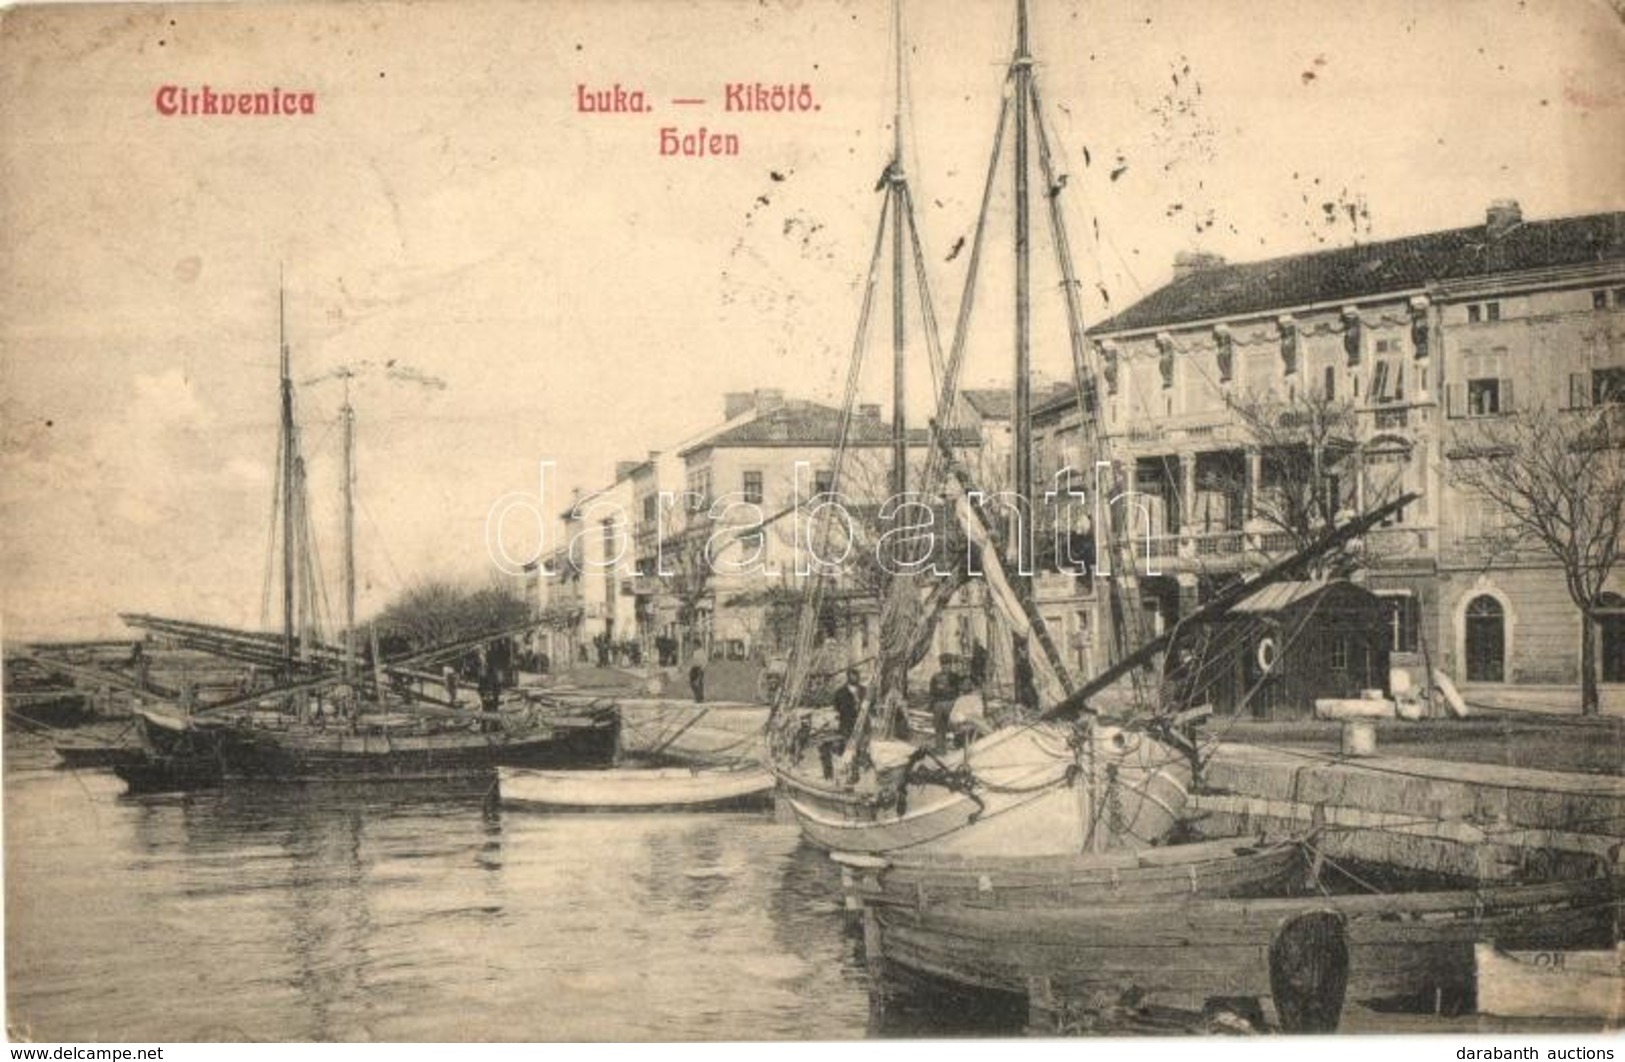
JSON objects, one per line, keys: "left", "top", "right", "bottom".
{"left": 531, "top": 387, "right": 993, "bottom": 670}
{"left": 1063, "top": 200, "right": 1625, "bottom": 711}
{"left": 671, "top": 389, "right": 985, "bottom": 664}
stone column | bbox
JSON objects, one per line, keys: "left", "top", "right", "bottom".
{"left": 1177, "top": 572, "right": 1201, "bottom": 619}
{"left": 1245, "top": 447, "right": 1262, "bottom": 525}
{"left": 1181, "top": 453, "right": 1199, "bottom": 532}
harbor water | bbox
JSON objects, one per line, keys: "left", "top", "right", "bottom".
{"left": 4, "top": 736, "right": 1022, "bottom": 1041}
{"left": 7, "top": 735, "right": 868, "bottom": 1041}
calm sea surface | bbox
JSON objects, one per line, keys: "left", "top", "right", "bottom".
{"left": 7, "top": 735, "right": 989, "bottom": 1042}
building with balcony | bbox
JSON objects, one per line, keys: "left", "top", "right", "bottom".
{"left": 1066, "top": 200, "right": 1625, "bottom": 712}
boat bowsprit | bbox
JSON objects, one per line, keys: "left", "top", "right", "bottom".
{"left": 498, "top": 763, "right": 774, "bottom": 812}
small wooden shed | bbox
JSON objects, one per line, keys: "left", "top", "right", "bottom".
{"left": 1173, "top": 580, "right": 1391, "bottom": 722}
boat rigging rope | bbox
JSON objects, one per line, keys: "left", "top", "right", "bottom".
{"left": 922, "top": 92, "right": 1011, "bottom": 493}
{"left": 778, "top": 191, "right": 892, "bottom": 719}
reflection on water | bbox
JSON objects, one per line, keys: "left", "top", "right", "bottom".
{"left": 5, "top": 740, "right": 891, "bottom": 1041}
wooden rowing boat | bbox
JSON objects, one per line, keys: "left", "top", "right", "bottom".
{"left": 856, "top": 871, "right": 1625, "bottom": 1031}
{"left": 835, "top": 835, "right": 1304, "bottom": 911}
{"left": 498, "top": 764, "right": 774, "bottom": 812}
{"left": 1475, "top": 943, "right": 1624, "bottom": 1021}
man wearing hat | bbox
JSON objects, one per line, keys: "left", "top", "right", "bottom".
{"left": 928, "top": 653, "right": 963, "bottom": 754}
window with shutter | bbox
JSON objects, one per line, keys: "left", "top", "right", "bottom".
{"left": 1446, "top": 382, "right": 1464, "bottom": 418}
{"left": 1370, "top": 361, "right": 1388, "bottom": 403}
{"left": 1571, "top": 373, "right": 1594, "bottom": 410}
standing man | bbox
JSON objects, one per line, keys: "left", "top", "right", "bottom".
{"left": 688, "top": 646, "right": 706, "bottom": 703}
{"left": 928, "top": 653, "right": 962, "bottom": 754}
{"left": 832, "top": 668, "right": 864, "bottom": 748}
{"left": 820, "top": 668, "right": 866, "bottom": 780}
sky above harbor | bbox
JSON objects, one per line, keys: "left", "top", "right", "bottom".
{"left": 2, "top": 0, "right": 1622, "bottom": 640}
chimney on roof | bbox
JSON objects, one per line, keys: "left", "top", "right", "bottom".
{"left": 723, "top": 392, "right": 755, "bottom": 419}
{"left": 1172, "top": 250, "right": 1226, "bottom": 281}
{"left": 1486, "top": 199, "right": 1522, "bottom": 239}
{"left": 754, "top": 388, "right": 785, "bottom": 411}
{"left": 615, "top": 460, "right": 640, "bottom": 481}
{"left": 858, "top": 402, "right": 882, "bottom": 419}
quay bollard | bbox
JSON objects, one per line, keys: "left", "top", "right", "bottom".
{"left": 1340, "top": 719, "right": 1377, "bottom": 757}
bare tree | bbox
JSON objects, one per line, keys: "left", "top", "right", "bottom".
{"left": 659, "top": 513, "right": 717, "bottom": 660}
{"left": 1225, "top": 387, "right": 1362, "bottom": 574}
{"left": 1449, "top": 405, "right": 1625, "bottom": 713}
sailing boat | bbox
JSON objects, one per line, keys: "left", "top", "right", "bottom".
{"left": 765, "top": 0, "right": 1198, "bottom": 858}
{"left": 766, "top": 1, "right": 1428, "bottom": 860}
{"left": 127, "top": 288, "right": 619, "bottom": 783}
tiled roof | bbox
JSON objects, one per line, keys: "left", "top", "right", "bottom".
{"left": 1032, "top": 384, "right": 1082, "bottom": 419}
{"left": 1230, "top": 580, "right": 1329, "bottom": 614}
{"left": 682, "top": 400, "right": 979, "bottom": 455}
{"left": 1092, "top": 211, "right": 1625, "bottom": 335}
{"left": 961, "top": 389, "right": 1013, "bottom": 420}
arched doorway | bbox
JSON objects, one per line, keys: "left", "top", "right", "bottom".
{"left": 1465, "top": 594, "right": 1506, "bottom": 683}
{"left": 1599, "top": 592, "right": 1625, "bottom": 685}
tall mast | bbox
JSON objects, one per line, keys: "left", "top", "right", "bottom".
{"left": 279, "top": 276, "right": 297, "bottom": 669}
{"left": 1007, "top": 0, "right": 1036, "bottom": 702}
{"left": 889, "top": 0, "right": 908, "bottom": 497}
{"left": 1011, "top": 0, "right": 1033, "bottom": 545}
{"left": 341, "top": 375, "right": 357, "bottom": 679}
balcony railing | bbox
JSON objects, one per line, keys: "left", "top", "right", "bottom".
{"left": 1258, "top": 531, "right": 1298, "bottom": 553}
{"left": 1192, "top": 531, "right": 1246, "bottom": 557}
{"left": 1364, "top": 527, "right": 1431, "bottom": 554}
{"left": 1373, "top": 407, "right": 1409, "bottom": 430}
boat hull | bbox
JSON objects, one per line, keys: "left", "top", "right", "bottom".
{"left": 777, "top": 721, "right": 1191, "bottom": 857}
{"left": 498, "top": 765, "right": 774, "bottom": 812}
{"left": 862, "top": 875, "right": 1624, "bottom": 1021}
{"left": 55, "top": 744, "right": 148, "bottom": 770}
{"left": 112, "top": 753, "right": 224, "bottom": 793}
{"left": 210, "top": 716, "right": 620, "bottom": 782}
{"left": 137, "top": 705, "right": 620, "bottom": 783}
{"left": 842, "top": 836, "right": 1305, "bottom": 910}
{"left": 5, "top": 692, "right": 94, "bottom": 730}
{"left": 1475, "top": 943, "right": 1625, "bottom": 1021}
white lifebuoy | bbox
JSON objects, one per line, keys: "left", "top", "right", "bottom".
{"left": 1256, "top": 636, "right": 1279, "bottom": 674}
